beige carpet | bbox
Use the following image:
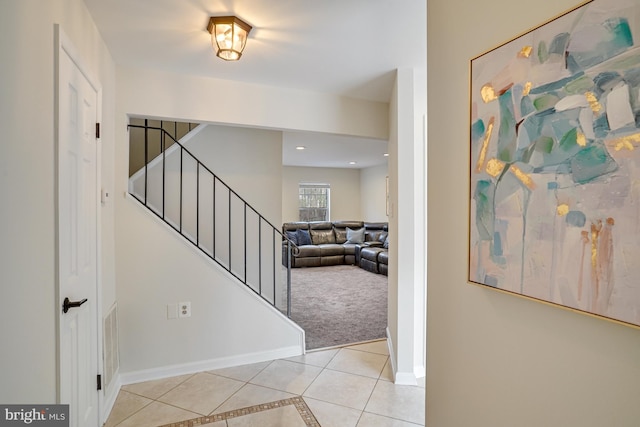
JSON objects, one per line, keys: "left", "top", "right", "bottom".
{"left": 290, "top": 265, "right": 388, "bottom": 350}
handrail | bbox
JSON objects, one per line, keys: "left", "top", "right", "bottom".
{"left": 128, "top": 124, "right": 293, "bottom": 317}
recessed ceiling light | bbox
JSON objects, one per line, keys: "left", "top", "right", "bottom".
{"left": 296, "top": 146, "right": 305, "bottom": 150}
{"left": 349, "top": 161, "right": 357, "bottom": 165}
{"left": 383, "top": 153, "right": 389, "bottom": 157}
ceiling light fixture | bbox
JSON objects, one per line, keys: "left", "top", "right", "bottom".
{"left": 296, "top": 146, "right": 306, "bottom": 150}
{"left": 349, "top": 161, "right": 357, "bottom": 165}
{"left": 207, "top": 16, "right": 252, "bottom": 61}
{"left": 383, "top": 153, "right": 389, "bottom": 157}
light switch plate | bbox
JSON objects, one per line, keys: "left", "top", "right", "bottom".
{"left": 167, "top": 303, "right": 178, "bottom": 320}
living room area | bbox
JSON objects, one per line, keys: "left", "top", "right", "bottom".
{"left": 282, "top": 156, "right": 391, "bottom": 350}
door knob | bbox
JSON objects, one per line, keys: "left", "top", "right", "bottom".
{"left": 63, "top": 297, "right": 88, "bottom": 313}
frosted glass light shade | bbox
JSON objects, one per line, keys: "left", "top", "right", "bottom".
{"left": 207, "top": 16, "right": 252, "bottom": 61}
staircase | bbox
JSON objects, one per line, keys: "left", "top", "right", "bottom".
{"left": 128, "top": 120, "right": 294, "bottom": 317}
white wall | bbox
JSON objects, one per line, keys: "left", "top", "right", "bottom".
{"left": 185, "top": 125, "right": 285, "bottom": 305}
{"left": 427, "top": 0, "right": 640, "bottom": 425}
{"left": 387, "top": 80, "right": 400, "bottom": 381}
{"left": 184, "top": 125, "right": 283, "bottom": 227}
{"left": 117, "top": 200, "right": 301, "bottom": 374}
{"left": 387, "top": 68, "right": 427, "bottom": 385}
{"left": 118, "top": 67, "right": 388, "bottom": 140}
{"left": 282, "top": 166, "right": 362, "bottom": 222}
{"left": 0, "top": 0, "right": 116, "bottom": 403}
{"left": 360, "top": 164, "right": 389, "bottom": 222}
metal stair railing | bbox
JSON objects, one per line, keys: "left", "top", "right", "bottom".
{"left": 128, "top": 124, "right": 294, "bottom": 317}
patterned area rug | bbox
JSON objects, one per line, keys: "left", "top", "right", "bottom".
{"left": 290, "top": 265, "right": 388, "bottom": 350}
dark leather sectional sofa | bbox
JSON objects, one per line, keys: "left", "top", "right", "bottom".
{"left": 282, "top": 220, "right": 389, "bottom": 275}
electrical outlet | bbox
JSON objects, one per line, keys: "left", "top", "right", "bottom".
{"left": 179, "top": 301, "right": 191, "bottom": 318}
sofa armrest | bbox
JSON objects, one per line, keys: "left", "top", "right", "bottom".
{"left": 281, "top": 239, "right": 300, "bottom": 256}
{"left": 362, "top": 241, "right": 383, "bottom": 248}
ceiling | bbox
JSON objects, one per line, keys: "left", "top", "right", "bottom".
{"left": 84, "top": 0, "right": 426, "bottom": 169}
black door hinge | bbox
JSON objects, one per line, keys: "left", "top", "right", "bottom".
{"left": 97, "top": 374, "right": 102, "bottom": 391}
{"left": 96, "top": 123, "right": 101, "bottom": 139}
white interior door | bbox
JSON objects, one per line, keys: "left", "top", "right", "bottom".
{"left": 58, "top": 37, "right": 100, "bottom": 427}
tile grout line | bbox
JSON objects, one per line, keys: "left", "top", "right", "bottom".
{"left": 298, "top": 348, "right": 389, "bottom": 424}
{"left": 296, "top": 346, "right": 342, "bottom": 398}
{"left": 357, "top": 360, "right": 385, "bottom": 424}
{"left": 155, "top": 373, "right": 234, "bottom": 418}
{"left": 113, "top": 373, "right": 214, "bottom": 426}
{"left": 320, "top": 349, "right": 391, "bottom": 382}
{"left": 204, "top": 360, "right": 276, "bottom": 416}
{"left": 120, "top": 372, "right": 196, "bottom": 402}
{"left": 307, "top": 338, "right": 388, "bottom": 354}
{"left": 298, "top": 346, "right": 367, "bottom": 423}
{"left": 361, "top": 373, "right": 426, "bottom": 426}
{"left": 113, "top": 374, "right": 201, "bottom": 427}
{"left": 110, "top": 390, "right": 154, "bottom": 427}
{"left": 112, "top": 393, "right": 202, "bottom": 427}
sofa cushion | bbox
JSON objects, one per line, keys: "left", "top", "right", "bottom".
{"left": 333, "top": 220, "right": 364, "bottom": 229}
{"left": 379, "top": 263, "right": 388, "bottom": 276}
{"left": 296, "top": 229, "right": 312, "bottom": 245}
{"left": 383, "top": 236, "right": 389, "bottom": 249}
{"left": 346, "top": 227, "right": 365, "bottom": 244}
{"left": 333, "top": 227, "right": 347, "bottom": 244}
{"left": 360, "top": 258, "right": 378, "bottom": 274}
{"left": 378, "top": 251, "right": 389, "bottom": 265}
{"left": 360, "top": 247, "right": 384, "bottom": 261}
{"left": 309, "top": 221, "right": 333, "bottom": 230}
{"left": 285, "top": 230, "right": 298, "bottom": 245}
{"left": 366, "top": 230, "right": 386, "bottom": 242}
{"left": 365, "top": 222, "right": 388, "bottom": 231}
{"left": 310, "top": 228, "right": 336, "bottom": 245}
{"left": 283, "top": 222, "right": 309, "bottom": 232}
{"left": 342, "top": 243, "right": 357, "bottom": 255}
{"left": 321, "top": 255, "right": 344, "bottom": 266}
{"left": 296, "top": 245, "right": 321, "bottom": 257}
{"left": 295, "top": 257, "right": 322, "bottom": 268}
{"left": 363, "top": 241, "right": 383, "bottom": 247}
{"left": 319, "top": 244, "right": 344, "bottom": 256}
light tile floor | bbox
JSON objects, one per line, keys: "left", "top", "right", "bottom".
{"left": 105, "top": 340, "right": 425, "bottom": 427}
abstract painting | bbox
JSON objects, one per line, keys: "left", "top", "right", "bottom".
{"left": 469, "top": 0, "right": 640, "bottom": 327}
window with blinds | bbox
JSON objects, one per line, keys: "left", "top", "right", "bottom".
{"left": 299, "top": 183, "right": 330, "bottom": 221}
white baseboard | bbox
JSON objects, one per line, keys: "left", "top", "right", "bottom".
{"left": 385, "top": 327, "right": 425, "bottom": 386}
{"left": 386, "top": 327, "right": 397, "bottom": 382}
{"left": 119, "top": 345, "right": 303, "bottom": 386}
{"left": 101, "top": 372, "right": 122, "bottom": 425}
{"left": 394, "top": 372, "right": 420, "bottom": 386}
